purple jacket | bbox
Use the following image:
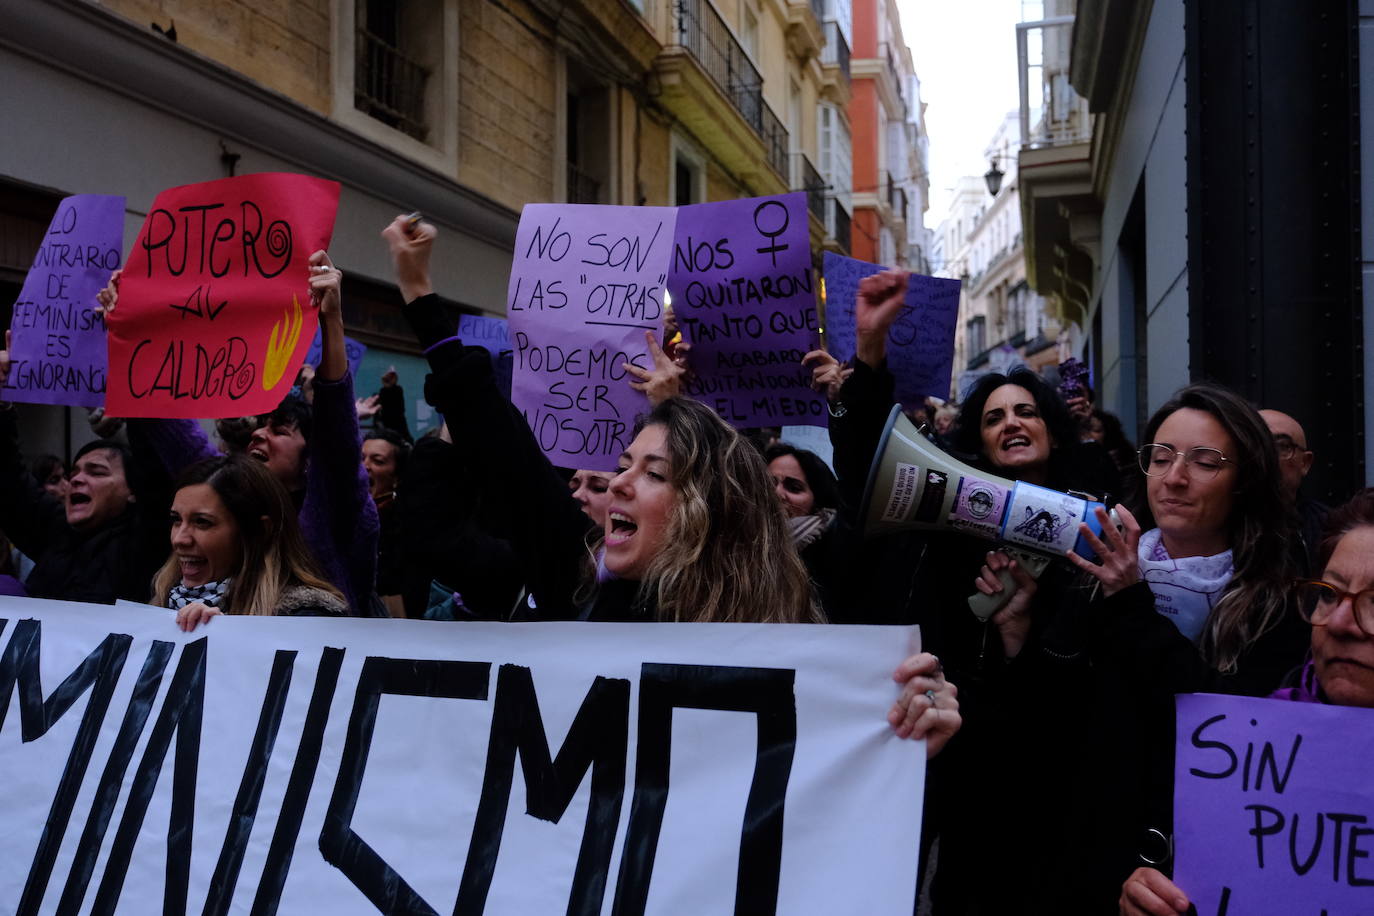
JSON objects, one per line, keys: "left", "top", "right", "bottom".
{"left": 133, "top": 372, "right": 379, "bottom": 613}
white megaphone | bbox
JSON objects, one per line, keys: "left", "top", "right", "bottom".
{"left": 859, "top": 405, "right": 1113, "bottom": 620}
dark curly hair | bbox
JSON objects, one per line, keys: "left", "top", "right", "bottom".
{"left": 950, "top": 367, "right": 1078, "bottom": 463}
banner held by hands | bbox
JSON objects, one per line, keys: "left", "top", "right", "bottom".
{"left": 4, "top": 194, "right": 125, "bottom": 408}
{"left": 105, "top": 173, "right": 340, "bottom": 418}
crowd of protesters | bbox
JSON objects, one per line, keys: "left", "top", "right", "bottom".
{"left": 0, "top": 213, "right": 1365, "bottom": 916}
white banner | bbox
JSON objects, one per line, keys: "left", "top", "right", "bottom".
{"left": 0, "top": 598, "right": 924, "bottom": 914}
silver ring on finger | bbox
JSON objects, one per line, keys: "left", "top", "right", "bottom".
{"left": 924, "top": 688, "right": 937, "bottom": 705}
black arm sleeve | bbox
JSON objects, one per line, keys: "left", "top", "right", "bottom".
{"left": 828, "top": 356, "right": 897, "bottom": 515}
{"left": 403, "top": 295, "right": 596, "bottom": 618}
{"left": 0, "top": 408, "right": 66, "bottom": 561}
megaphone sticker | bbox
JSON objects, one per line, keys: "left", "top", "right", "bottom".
{"left": 1002, "top": 486, "right": 1092, "bottom": 555}
{"left": 949, "top": 477, "right": 1009, "bottom": 540}
{"left": 879, "top": 462, "right": 921, "bottom": 523}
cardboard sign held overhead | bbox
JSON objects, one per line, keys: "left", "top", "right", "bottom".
{"left": 671, "top": 193, "right": 826, "bottom": 428}
{"left": 105, "top": 173, "right": 340, "bottom": 418}
{"left": 507, "top": 204, "right": 677, "bottom": 471}
{"left": 822, "top": 252, "right": 961, "bottom": 406}
{"left": 4, "top": 194, "right": 125, "bottom": 408}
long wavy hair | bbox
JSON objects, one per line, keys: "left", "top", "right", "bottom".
{"left": 1135, "top": 383, "right": 1295, "bottom": 672}
{"left": 152, "top": 456, "right": 342, "bottom": 615}
{"left": 616, "top": 398, "right": 822, "bottom": 624}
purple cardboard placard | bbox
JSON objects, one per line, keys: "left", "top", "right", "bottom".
{"left": 1174, "top": 693, "right": 1374, "bottom": 915}
{"left": 4, "top": 195, "right": 125, "bottom": 407}
{"left": 822, "top": 251, "right": 960, "bottom": 406}
{"left": 506, "top": 204, "right": 676, "bottom": 471}
{"left": 458, "top": 313, "right": 513, "bottom": 396}
{"left": 303, "top": 327, "right": 367, "bottom": 378}
{"left": 672, "top": 193, "right": 825, "bottom": 428}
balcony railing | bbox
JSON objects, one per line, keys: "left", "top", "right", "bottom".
{"left": 791, "top": 152, "right": 827, "bottom": 223}
{"left": 831, "top": 201, "right": 851, "bottom": 253}
{"left": 567, "top": 162, "right": 601, "bottom": 204}
{"left": 821, "top": 21, "right": 850, "bottom": 81}
{"left": 676, "top": 0, "right": 789, "bottom": 176}
{"left": 879, "top": 42, "right": 906, "bottom": 116}
{"left": 355, "top": 27, "right": 431, "bottom": 141}
{"left": 1016, "top": 16, "right": 1091, "bottom": 148}
{"left": 887, "top": 175, "right": 907, "bottom": 224}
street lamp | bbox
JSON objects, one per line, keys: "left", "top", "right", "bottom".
{"left": 983, "top": 159, "right": 1005, "bottom": 197}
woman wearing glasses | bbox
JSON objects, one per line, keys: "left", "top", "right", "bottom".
{"left": 1026, "top": 383, "right": 1308, "bottom": 912}
{"left": 1066, "top": 383, "right": 1307, "bottom": 693}
{"left": 1119, "top": 489, "right": 1374, "bottom": 915}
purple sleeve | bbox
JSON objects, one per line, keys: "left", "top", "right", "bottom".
{"left": 126, "top": 419, "right": 219, "bottom": 477}
{"left": 300, "top": 371, "right": 379, "bottom": 613}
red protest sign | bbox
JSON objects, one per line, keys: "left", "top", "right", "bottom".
{"left": 105, "top": 173, "right": 340, "bottom": 418}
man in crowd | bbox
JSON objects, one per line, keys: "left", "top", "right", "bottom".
{"left": 1260, "top": 408, "right": 1330, "bottom": 574}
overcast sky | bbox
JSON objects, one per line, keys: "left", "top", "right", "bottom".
{"left": 899, "top": 0, "right": 1029, "bottom": 226}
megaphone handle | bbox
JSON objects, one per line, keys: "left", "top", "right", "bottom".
{"left": 966, "top": 550, "right": 1052, "bottom": 621}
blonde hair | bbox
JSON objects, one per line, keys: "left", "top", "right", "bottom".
{"left": 152, "top": 456, "right": 343, "bottom": 615}
{"left": 605, "top": 398, "right": 822, "bottom": 624}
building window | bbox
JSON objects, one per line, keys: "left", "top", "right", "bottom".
{"left": 672, "top": 136, "right": 706, "bottom": 206}
{"left": 355, "top": 0, "right": 436, "bottom": 141}
{"left": 967, "top": 316, "right": 987, "bottom": 360}
{"left": 334, "top": 0, "right": 458, "bottom": 171}
{"left": 742, "top": 5, "right": 760, "bottom": 61}
{"left": 565, "top": 60, "right": 613, "bottom": 204}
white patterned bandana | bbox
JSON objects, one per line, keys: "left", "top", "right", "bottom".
{"left": 1136, "top": 528, "right": 1234, "bottom": 644}
{"left": 167, "top": 578, "right": 232, "bottom": 610}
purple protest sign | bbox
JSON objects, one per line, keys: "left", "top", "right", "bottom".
{"left": 822, "top": 252, "right": 961, "bottom": 406}
{"left": 458, "top": 313, "right": 513, "bottom": 396}
{"left": 507, "top": 204, "right": 676, "bottom": 470}
{"left": 303, "top": 327, "right": 367, "bottom": 378}
{"left": 1174, "top": 693, "right": 1374, "bottom": 915}
{"left": 4, "top": 195, "right": 124, "bottom": 407}
{"left": 671, "top": 193, "right": 825, "bottom": 428}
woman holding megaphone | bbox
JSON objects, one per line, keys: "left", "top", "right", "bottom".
{"left": 827, "top": 269, "right": 1124, "bottom": 912}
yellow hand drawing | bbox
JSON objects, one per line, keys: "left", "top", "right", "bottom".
{"left": 263, "top": 294, "right": 304, "bottom": 391}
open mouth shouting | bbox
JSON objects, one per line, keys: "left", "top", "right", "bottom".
{"left": 606, "top": 509, "right": 639, "bottom": 547}
{"left": 178, "top": 553, "right": 210, "bottom": 582}
{"left": 1001, "top": 435, "right": 1032, "bottom": 452}
{"left": 248, "top": 445, "right": 269, "bottom": 462}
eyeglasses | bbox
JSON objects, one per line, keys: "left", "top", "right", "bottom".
{"left": 1273, "top": 437, "right": 1309, "bottom": 462}
{"left": 1294, "top": 580, "right": 1374, "bottom": 635}
{"left": 1137, "top": 444, "right": 1233, "bottom": 479}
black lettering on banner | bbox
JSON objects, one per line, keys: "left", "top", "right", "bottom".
{"left": 319, "top": 657, "right": 491, "bottom": 915}
{"left": 89, "top": 638, "right": 208, "bottom": 916}
{"left": 202, "top": 650, "right": 298, "bottom": 916}
{"left": 456, "top": 665, "right": 631, "bottom": 916}
{"left": 251, "top": 646, "right": 345, "bottom": 916}
{"left": 54, "top": 639, "right": 176, "bottom": 915}
{"left": 612, "top": 663, "right": 797, "bottom": 916}
{"left": 0, "top": 620, "right": 133, "bottom": 916}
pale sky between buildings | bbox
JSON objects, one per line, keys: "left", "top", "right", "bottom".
{"left": 899, "top": 0, "right": 1031, "bottom": 224}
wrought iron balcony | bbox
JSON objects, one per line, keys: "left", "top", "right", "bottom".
{"left": 821, "top": 21, "right": 850, "bottom": 82}
{"left": 674, "top": 0, "right": 788, "bottom": 177}
{"left": 831, "top": 201, "right": 851, "bottom": 254}
{"left": 791, "top": 152, "right": 827, "bottom": 223}
{"left": 567, "top": 162, "right": 601, "bottom": 204}
{"left": 355, "top": 27, "right": 431, "bottom": 142}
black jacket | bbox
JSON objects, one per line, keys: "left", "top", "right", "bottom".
{"left": 0, "top": 409, "right": 165, "bottom": 605}
{"left": 403, "top": 295, "right": 647, "bottom": 623}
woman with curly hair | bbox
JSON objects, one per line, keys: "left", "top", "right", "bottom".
{"left": 377, "top": 214, "right": 961, "bottom": 758}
